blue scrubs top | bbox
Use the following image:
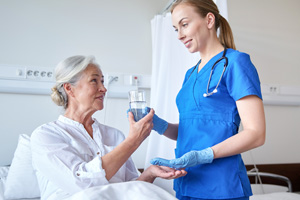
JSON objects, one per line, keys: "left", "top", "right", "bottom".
{"left": 174, "top": 49, "right": 262, "bottom": 199}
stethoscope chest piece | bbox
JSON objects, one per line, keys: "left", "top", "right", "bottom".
{"left": 203, "top": 46, "right": 228, "bottom": 98}
{"left": 203, "top": 89, "right": 218, "bottom": 97}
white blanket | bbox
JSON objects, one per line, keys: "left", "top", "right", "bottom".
{"left": 250, "top": 192, "right": 300, "bottom": 200}
{"left": 66, "top": 181, "right": 177, "bottom": 200}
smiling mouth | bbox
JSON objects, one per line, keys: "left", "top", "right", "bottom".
{"left": 96, "top": 96, "right": 104, "bottom": 100}
{"left": 184, "top": 40, "right": 192, "bottom": 48}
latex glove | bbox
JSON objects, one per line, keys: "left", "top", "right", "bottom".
{"left": 127, "top": 107, "right": 149, "bottom": 122}
{"left": 127, "top": 107, "right": 168, "bottom": 135}
{"left": 150, "top": 147, "right": 214, "bottom": 169}
{"left": 152, "top": 111, "right": 168, "bottom": 135}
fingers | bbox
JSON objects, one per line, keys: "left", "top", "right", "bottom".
{"left": 150, "top": 158, "right": 172, "bottom": 167}
{"left": 157, "top": 165, "right": 175, "bottom": 172}
{"left": 128, "top": 111, "right": 135, "bottom": 124}
{"left": 155, "top": 166, "right": 187, "bottom": 179}
{"left": 175, "top": 169, "right": 187, "bottom": 177}
{"left": 140, "top": 108, "right": 154, "bottom": 123}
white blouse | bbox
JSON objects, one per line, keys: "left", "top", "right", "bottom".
{"left": 31, "top": 115, "right": 139, "bottom": 200}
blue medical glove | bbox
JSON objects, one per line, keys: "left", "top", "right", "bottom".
{"left": 150, "top": 147, "right": 214, "bottom": 169}
{"left": 127, "top": 107, "right": 149, "bottom": 122}
{"left": 151, "top": 108, "right": 168, "bottom": 135}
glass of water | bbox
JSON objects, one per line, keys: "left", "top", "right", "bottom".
{"left": 128, "top": 90, "right": 148, "bottom": 121}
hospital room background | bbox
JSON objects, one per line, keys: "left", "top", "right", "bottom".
{"left": 0, "top": 0, "right": 300, "bottom": 195}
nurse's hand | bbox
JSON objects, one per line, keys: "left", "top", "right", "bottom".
{"left": 127, "top": 107, "right": 168, "bottom": 135}
{"left": 150, "top": 147, "right": 214, "bottom": 169}
{"left": 127, "top": 109, "right": 154, "bottom": 145}
{"left": 149, "top": 107, "right": 169, "bottom": 135}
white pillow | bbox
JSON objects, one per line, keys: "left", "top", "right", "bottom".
{"left": 0, "top": 166, "right": 9, "bottom": 200}
{"left": 4, "top": 134, "right": 40, "bottom": 199}
{"left": 0, "top": 166, "right": 9, "bottom": 178}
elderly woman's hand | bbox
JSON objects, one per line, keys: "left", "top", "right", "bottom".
{"left": 149, "top": 165, "right": 187, "bottom": 180}
{"left": 127, "top": 109, "right": 154, "bottom": 145}
{"left": 137, "top": 164, "right": 187, "bottom": 183}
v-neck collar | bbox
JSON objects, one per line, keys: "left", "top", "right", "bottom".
{"left": 197, "top": 50, "right": 227, "bottom": 78}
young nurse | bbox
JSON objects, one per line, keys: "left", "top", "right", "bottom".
{"left": 150, "top": 0, "right": 266, "bottom": 199}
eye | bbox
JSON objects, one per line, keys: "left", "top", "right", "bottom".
{"left": 91, "top": 79, "right": 98, "bottom": 83}
{"left": 174, "top": 28, "right": 178, "bottom": 32}
{"left": 182, "top": 23, "right": 188, "bottom": 28}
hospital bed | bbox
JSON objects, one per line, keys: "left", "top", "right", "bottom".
{"left": 1, "top": 134, "right": 300, "bottom": 200}
{"left": 0, "top": 134, "right": 176, "bottom": 200}
{"left": 248, "top": 168, "right": 300, "bottom": 199}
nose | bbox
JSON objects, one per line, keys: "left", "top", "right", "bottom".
{"left": 177, "top": 29, "right": 185, "bottom": 41}
{"left": 99, "top": 84, "right": 107, "bottom": 94}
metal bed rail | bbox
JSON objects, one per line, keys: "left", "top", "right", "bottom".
{"left": 247, "top": 168, "right": 293, "bottom": 192}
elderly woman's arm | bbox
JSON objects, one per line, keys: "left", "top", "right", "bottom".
{"left": 101, "top": 109, "right": 154, "bottom": 181}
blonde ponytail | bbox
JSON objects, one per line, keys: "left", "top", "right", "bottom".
{"left": 218, "top": 15, "right": 236, "bottom": 50}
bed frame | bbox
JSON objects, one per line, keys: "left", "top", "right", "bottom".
{"left": 247, "top": 168, "right": 292, "bottom": 193}
{"left": 246, "top": 163, "right": 300, "bottom": 192}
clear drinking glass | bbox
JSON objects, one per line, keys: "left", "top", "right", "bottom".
{"left": 128, "top": 90, "right": 148, "bottom": 122}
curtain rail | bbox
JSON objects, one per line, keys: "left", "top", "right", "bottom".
{"left": 160, "top": 0, "right": 176, "bottom": 15}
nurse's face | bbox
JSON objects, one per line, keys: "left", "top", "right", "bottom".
{"left": 172, "top": 4, "right": 210, "bottom": 53}
{"left": 71, "top": 64, "right": 107, "bottom": 113}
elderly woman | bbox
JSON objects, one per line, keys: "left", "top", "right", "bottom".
{"left": 30, "top": 55, "right": 186, "bottom": 200}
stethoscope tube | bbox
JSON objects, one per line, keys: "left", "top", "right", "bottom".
{"left": 187, "top": 46, "right": 228, "bottom": 98}
{"left": 203, "top": 48, "right": 228, "bottom": 97}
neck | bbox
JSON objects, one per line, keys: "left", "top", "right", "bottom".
{"left": 64, "top": 106, "right": 95, "bottom": 130}
{"left": 198, "top": 41, "right": 224, "bottom": 72}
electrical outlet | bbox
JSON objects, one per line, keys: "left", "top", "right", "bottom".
{"left": 268, "top": 86, "right": 279, "bottom": 94}
{"left": 25, "top": 67, "right": 54, "bottom": 82}
{"left": 105, "top": 73, "right": 123, "bottom": 86}
{"left": 129, "top": 75, "right": 140, "bottom": 86}
{"left": 262, "top": 84, "right": 280, "bottom": 95}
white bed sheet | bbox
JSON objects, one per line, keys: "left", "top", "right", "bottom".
{"left": 1, "top": 164, "right": 299, "bottom": 200}
{"left": 65, "top": 181, "right": 177, "bottom": 200}
{"left": 2, "top": 177, "right": 300, "bottom": 200}
{"left": 250, "top": 192, "right": 300, "bottom": 200}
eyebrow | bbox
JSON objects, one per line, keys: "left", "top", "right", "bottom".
{"left": 90, "top": 74, "right": 104, "bottom": 79}
{"left": 173, "top": 17, "right": 187, "bottom": 29}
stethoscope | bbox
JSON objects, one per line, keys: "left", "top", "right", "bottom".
{"left": 188, "top": 46, "right": 228, "bottom": 97}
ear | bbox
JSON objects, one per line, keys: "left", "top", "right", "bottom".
{"left": 206, "top": 12, "right": 215, "bottom": 30}
{"left": 63, "top": 83, "right": 74, "bottom": 97}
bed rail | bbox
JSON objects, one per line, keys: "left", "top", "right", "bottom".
{"left": 247, "top": 168, "right": 293, "bottom": 192}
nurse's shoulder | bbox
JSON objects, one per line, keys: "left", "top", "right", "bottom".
{"left": 226, "top": 49, "right": 255, "bottom": 70}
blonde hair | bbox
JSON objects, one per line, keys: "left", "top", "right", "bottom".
{"left": 51, "top": 55, "right": 99, "bottom": 109}
{"left": 171, "top": 0, "right": 236, "bottom": 50}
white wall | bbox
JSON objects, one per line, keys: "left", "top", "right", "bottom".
{"left": 227, "top": 0, "right": 300, "bottom": 164}
{"left": 0, "top": 0, "right": 169, "bottom": 167}
{"left": 1, "top": 0, "right": 299, "bottom": 168}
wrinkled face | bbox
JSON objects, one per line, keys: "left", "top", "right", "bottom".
{"left": 172, "top": 4, "right": 210, "bottom": 53}
{"left": 71, "top": 64, "right": 106, "bottom": 113}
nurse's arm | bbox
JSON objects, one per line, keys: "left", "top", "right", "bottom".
{"left": 163, "top": 123, "right": 179, "bottom": 141}
{"left": 211, "top": 95, "right": 266, "bottom": 159}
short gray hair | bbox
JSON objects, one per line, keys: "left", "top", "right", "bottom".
{"left": 51, "top": 55, "right": 99, "bottom": 109}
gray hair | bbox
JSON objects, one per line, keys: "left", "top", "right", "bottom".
{"left": 51, "top": 55, "right": 99, "bottom": 109}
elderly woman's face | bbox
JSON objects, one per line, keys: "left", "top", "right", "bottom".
{"left": 71, "top": 64, "right": 106, "bottom": 112}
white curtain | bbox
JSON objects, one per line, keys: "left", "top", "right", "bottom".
{"left": 144, "top": 0, "right": 228, "bottom": 195}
